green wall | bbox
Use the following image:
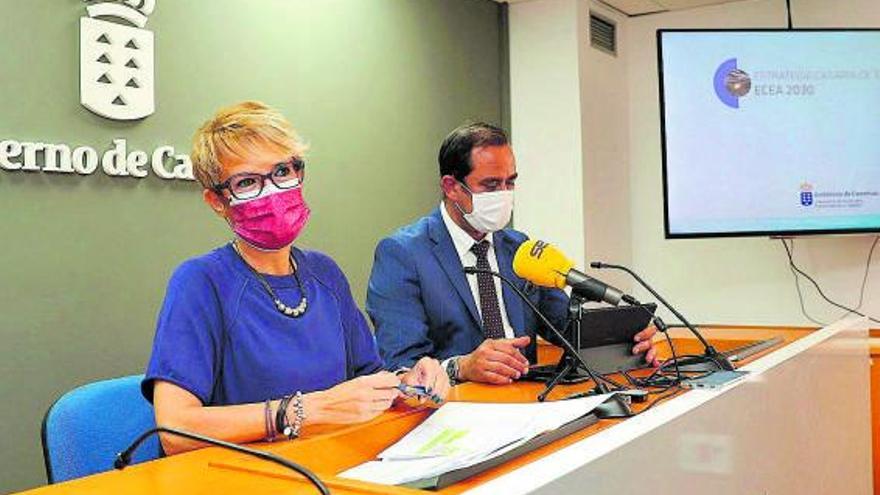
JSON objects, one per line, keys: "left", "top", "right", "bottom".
{"left": 0, "top": 1, "right": 503, "bottom": 491}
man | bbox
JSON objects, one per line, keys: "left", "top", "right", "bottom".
{"left": 367, "top": 122, "right": 658, "bottom": 385}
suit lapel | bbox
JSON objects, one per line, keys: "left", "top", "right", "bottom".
{"left": 495, "top": 231, "right": 526, "bottom": 337}
{"left": 428, "top": 209, "right": 481, "bottom": 326}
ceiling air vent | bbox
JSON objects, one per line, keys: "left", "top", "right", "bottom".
{"left": 589, "top": 12, "right": 616, "bottom": 56}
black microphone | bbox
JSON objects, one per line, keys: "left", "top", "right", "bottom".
{"left": 590, "top": 261, "right": 734, "bottom": 372}
{"left": 115, "top": 426, "right": 330, "bottom": 495}
{"left": 568, "top": 269, "right": 640, "bottom": 306}
{"left": 463, "top": 266, "right": 636, "bottom": 417}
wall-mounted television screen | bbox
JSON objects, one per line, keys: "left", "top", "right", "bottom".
{"left": 658, "top": 29, "right": 880, "bottom": 238}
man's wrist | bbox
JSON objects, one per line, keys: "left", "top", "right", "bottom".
{"left": 442, "top": 356, "right": 463, "bottom": 384}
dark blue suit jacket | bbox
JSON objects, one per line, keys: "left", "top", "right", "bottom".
{"left": 366, "top": 208, "right": 569, "bottom": 370}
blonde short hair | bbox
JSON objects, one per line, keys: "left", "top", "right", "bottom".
{"left": 191, "top": 101, "right": 307, "bottom": 188}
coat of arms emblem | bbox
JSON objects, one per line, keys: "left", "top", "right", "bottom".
{"left": 800, "top": 182, "right": 814, "bottom": 207}
{"left": 80, "top": 1, "right": 156, "bottom": 120}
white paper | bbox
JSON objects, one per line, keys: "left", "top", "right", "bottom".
{"left": 339, "top": 457, "right": 455, "bottom": 485}
{"left": 340, "top": 394, "right": 616, "bottom": 486}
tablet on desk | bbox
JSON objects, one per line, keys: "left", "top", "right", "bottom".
{"left": 524, "top": 303, "right": 657, "bottom": 380}
{"left": 576, "top": 303, "right": 657, "bottom": 349}
{"left": 573, "top": 303, "right": 657, "bottom": 375}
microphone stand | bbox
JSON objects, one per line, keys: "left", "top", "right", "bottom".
{"left": 590, "top": 262, "right": 734, "bottom": 372}
{"left": 463, "top": 267, "right": 634, "bottom": 418}
{"left": 536, "top": 291, "right": 593, "bottom": 402}
{"left": 115, "top": 426, "right": 330, "bottom": 495}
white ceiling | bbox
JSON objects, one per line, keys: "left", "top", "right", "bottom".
{"left": 497, "top": 0, "right": 756, "bottom": 16}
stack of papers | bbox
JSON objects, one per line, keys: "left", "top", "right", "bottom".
{"left": 339, "top": 394, "right": 616, "bottom": 486}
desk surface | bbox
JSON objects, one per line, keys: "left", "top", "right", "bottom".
{"left": 20, "top": 325, "right": 815, "bottom": 495}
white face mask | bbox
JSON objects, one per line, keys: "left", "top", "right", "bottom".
{"left": 456, "top": 182, "right": 515, "bottom": 233}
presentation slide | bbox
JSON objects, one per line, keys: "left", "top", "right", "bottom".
{"left": 660, "top": 30, "right": 880, "bottom": 237}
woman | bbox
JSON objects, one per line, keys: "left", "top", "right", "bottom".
{"left": 142, "top": 101, "right": 449, "bottom": 455}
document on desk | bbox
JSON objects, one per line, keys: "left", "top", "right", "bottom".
{"left": 340, "top": 394, "right": 615, "bottom": 486}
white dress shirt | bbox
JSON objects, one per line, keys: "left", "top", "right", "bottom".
{"left": 439, "top": 202, "right": 514, "bottom": 338}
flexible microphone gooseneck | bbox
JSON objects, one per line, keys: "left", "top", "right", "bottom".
{"left": 463, "top": 267, "right": 632, "bottom": 406}
{"left": 590, "top": 261, "right": 734, "bottom": 372}
{"left": 115, "top": 426, "right": 330, "bottom": 495}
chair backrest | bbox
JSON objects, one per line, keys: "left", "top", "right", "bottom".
{"left": 41, "top": 374, "right": 162, "bottom": 483}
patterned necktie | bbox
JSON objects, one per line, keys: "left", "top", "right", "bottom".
{"left": 470, "top": 241, "right": 505, "bottom": 339}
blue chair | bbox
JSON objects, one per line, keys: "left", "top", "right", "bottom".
{"left": 41, "top": 374, "right": 163, "bottom": 483}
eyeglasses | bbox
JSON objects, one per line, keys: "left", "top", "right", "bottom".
{"left": 212, "top": 157, "right": 305, "bottom": 201}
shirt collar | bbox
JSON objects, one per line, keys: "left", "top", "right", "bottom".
{"left": 439, "top": 201, "right": 491, "bottom": 260}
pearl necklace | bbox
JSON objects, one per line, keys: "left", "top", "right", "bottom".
{"left": 231, "top": 242, "right": 308, "bottom": 318}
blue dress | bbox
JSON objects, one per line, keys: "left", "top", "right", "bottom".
{"left": 142, "top": 244, "right": 384, "bottom": 406}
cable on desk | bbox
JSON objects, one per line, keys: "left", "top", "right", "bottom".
{"left": 662, "top": 328, "right": 682, "bottom": 385}
{"left": 115, "top": 426, "right": 331, "bottom": 495}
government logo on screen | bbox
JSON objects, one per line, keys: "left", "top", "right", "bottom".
{"left": 800, "top": 183, "right": 814, "bottom": 207}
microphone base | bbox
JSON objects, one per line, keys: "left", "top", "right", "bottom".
{"left": 593, "top": 394, "right": 634, "bottom": 419}
{"left": 522, "top": 363, "right": 593, "bottom": 385}
{"left": 536, "top": 353, "right": 584, "bottom": 402}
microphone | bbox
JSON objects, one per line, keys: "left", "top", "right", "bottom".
{"left": 512, "top": 240, "right": 638, "bottom": 306}
{"left": 115, "top": 426, "right": 330, "bottom": 495}
{"left": 590, "top": 261, "right": 734, "bottom": 372}
{"left": 463, "top": 265, "right": 635, "bottom": 417}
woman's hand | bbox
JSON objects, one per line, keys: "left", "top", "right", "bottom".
{"left": 303, "top": 371, "right": 401, "bottom": 425}
{"left": 400, "top": 357, "right": 450, "bottom": 406}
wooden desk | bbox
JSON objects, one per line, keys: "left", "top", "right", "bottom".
{"left": 17, "top": 323, "right": 864, "bottom": 495}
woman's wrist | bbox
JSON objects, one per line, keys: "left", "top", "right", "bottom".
{"left": 263, "top": 399, "right": 277, "bottom": 441}
{"left": 271, "top": 392, "right": 308, "bottom": 439}
{"left": 300, "top": 390, "right": 327, "bottom": 427}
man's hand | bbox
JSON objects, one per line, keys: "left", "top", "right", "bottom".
{"left": 458, "top": 336, "right": 531, "bottom": 384}
{"left": 400, "top": 357, "right": 450, "bottom": 406}
{"left": 633, "top": 325, "right": 660, "bottom": 367}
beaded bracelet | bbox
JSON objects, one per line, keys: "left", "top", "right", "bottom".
{"left": 273, "top": 392, "right": 305, "bottom": 440}
{"left": 282, "top": 391, "right": 305, "bottom": 440}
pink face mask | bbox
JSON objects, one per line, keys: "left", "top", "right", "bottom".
{"left": 227, "top": 184, "right": 311, "bottom": 251}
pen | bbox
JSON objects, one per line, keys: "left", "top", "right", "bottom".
{"left": 380, "top": 384, "right": 443, "bottom": 404}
